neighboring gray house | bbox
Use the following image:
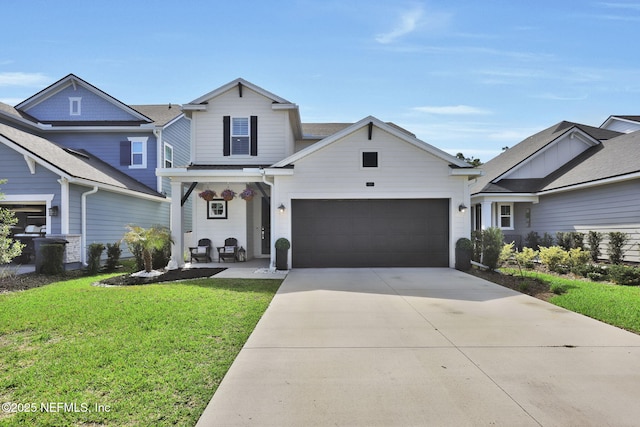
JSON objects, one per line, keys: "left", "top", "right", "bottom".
{"left": 158, "top": 78, "right": 481, "bottom": 269}
{"left": 470, "top": 120, "right": 640, "bottom": 262}
{"left": 0, "top": 74, "right": 190, "bottom": 267}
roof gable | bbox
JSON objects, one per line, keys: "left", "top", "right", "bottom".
{"left": 186, "top": 78, "right": 293, "bottom": 106}
{"left": 272, "top": 116, "right": 473, "bottom": 169}
{"left": 600, "top": 115, "right": 640, "bottom": 133}
{"left": 15, "top": 74, "right": 152, "bottom": 125}
{"left": 471, "top": 121, "right": 622, "bottom": 194}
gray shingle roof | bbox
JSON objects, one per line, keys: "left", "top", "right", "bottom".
{"left": 130, "top": 104, "right": 182, "bottom": 126}
{"left": 0, "top": 122, "right": 164, "bottom": 198}
{"left": 471, "top": 121, "right": 623, "bottom": 194}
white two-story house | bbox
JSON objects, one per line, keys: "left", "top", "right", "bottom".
{"left": 158, "top": 78, "right": 481, "bottom": 269}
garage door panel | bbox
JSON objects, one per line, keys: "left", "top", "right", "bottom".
{"left": 292, "top": 199, "right": 449, "bottom": 268}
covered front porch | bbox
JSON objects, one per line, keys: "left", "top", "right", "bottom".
{"left": 160, "top": 167, "right": 283, "bottom": 270}
{"left": 470, "top": 194, "right": 539, "bottom": 248}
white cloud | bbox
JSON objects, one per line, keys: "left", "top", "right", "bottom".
{"left": 0, "top": 72, "right": 49, "bottom": 87}
{"left": 375, "top": 5, "right": 451, "bottom": 44}
{"left": 413, "top": 105, "right": 492, "bottom": 115}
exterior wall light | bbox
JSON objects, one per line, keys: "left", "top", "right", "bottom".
{"left": 278, "top": 203, "right": 286, "bottom": 213}
{"left": 49, "top": 206, "right": 59, "bottom": 216}
{"left": 458, "top": 203, "right": 467, "bottom": 213}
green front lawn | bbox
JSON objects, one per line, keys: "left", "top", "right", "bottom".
{"left": 0, "top": 275, "right": 281, "bottom": 426}
{"left": 507, "top": 269, "right": 640, "bottom": 333}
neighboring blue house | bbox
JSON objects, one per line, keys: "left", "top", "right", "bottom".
{"left": 0, "top": 74, "right": 190, "bottom": 268}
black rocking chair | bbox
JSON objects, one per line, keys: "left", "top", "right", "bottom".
{"left": 189, "top": 238, "right": 213, "bottom": 263}
{"left": 217, "top": 238, "right": 239, "bottom": 262}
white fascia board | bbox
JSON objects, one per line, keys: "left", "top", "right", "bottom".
{"left": 41, "top": 124, "right": 156, "bottom": 132}
{"left": 471, "top": 193, "right": 539, "bottom": 203}
{"left": 450, "top": 168, "right": 483, "bottom": 176}
{"left": 189, "top": 78, "right": 292, "bottom": 105}
{"left": 155, "top": 167, "right": 265, "bottom": 181}
{"left": 263, "top": 168, "right": 294, "bottom": 176}
{"left": 182, "top": 104, "right": 207, "bottom": 111}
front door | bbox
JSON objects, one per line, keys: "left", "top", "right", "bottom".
{"left": 261, "top": 197, "right": 271, "bottom": 254}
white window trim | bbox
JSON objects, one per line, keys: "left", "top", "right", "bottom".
{"left": 69, "top": 97, "right": 81, "bottom": 116}
{"left": 231, "top": 117, "right": 250, "bottom": 156}
{"left": 164, "top": 142, "right": 174, "bottom": 168}
{"left": 128, "top": 137, "right": 148, "bottom": 169}
{"left": 497, "top": 202, "right": 514, "bottom": 230}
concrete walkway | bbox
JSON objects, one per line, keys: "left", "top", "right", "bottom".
{"left": 197, "top": 268, "right": 640, "bottom": 426}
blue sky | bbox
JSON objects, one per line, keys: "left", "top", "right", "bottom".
{"left": 2, "top": 0, "right": 640, "bottom": 161}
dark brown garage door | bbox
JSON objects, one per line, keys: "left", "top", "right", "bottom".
{"left": 291, "top": 199, "right": 449, "bottom": 268}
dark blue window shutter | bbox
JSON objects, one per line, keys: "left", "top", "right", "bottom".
{"left": 223, "top": 116, "right": 231, "bottom": 156}
{"left": 250, "top": 116, "right": 258, "bottom": 156}
{"left": 120, "top": 141, "right": 131, "bottom": 165}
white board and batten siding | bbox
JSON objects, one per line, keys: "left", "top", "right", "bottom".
{"left": 273, "top": 125, "right": 471, "bottom": 267}
{"left": 527, "top": 180, "right": 640, "bottom": 262}
{"left": 192, "top": 87, "right": 295, "bottom": 165}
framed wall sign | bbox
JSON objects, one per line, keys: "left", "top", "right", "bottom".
{"left": 207, "top": 199, "right": 228, "bottom": 219}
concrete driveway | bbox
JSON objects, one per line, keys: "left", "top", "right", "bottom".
{"left": 197, "top": 268, "right": 640, "bottom": 426}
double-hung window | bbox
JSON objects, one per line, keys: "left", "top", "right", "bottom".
{"left": 498, "top": 203, "right": 514, "bottom": 229}
{"left": 120, "top": 137, "right": 148, "bottom": 169}
{"left": 231, "top": 117, "right": 250, "bottom": 155}
{"left": 164, "top": 143, "right": 173, "bottom": 168}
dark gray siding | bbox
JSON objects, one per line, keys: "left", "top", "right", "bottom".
{"left": 513, "top": 180, "right": 640, "bottom": 262}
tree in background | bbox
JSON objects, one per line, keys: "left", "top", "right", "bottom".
{"left": 0, "top": 179, "right": 24, "bottom": 264}
{"left": 456, "top": 152, "right": 482, "bottom": 167}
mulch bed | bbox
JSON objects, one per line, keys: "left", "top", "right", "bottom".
{"left": 467, "top": 267, "right": 554, "bottom": 301}
{"left": 98, "top": 268, "right": 226, "bottom": 286}
{"left": 0, "top": 267, "right": 225, "bottom": 293}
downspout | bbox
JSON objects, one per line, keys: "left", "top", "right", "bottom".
{"left": 153, "top": 127, "right": 163, "bottom": 192}
{"left": 261, "top": 171, "right": 276, "bottom": 271}
{"left": 81, "top": 186, "right": 99, "bottom": 266}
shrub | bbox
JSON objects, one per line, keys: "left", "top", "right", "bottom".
{"left": 607, "top": 264, "right": 640, "bottom": 286}
{"left": 540, "top": 232, "right": 554, "bottom": 248}
{"left": 275, "top": 238, "right": 291, "bottom": 250}
{"left": 539, "top": 246, "right": 569, "bottom": 273}
{"left": 587, "top": 231, "right": 603, "bottom": 262}
{"left": 524, "top": 231, "right": 540, "bottom": 250}
{"left": 40, "top": 244, "right": 65, "bottom": 275}
{"left": 481, "top": 227, "right": 504, "bottom": 270}
{"left": 455, "top": 238, "right": 473, "bottom": 250}
{"left": 607, "top": 232, "right": 629, "bottom": 265}
{"left": 123, "top": 225, "right": 173, "bottom": 272}
{"left": 152, "top": 239, "right": 171, "bottom": 270}
{"left": 105, "top": 242, "right": 122, "bottom": 272}
{"left": 87, "top": 243, "right": 105, "bottom": 275}
{"left": 573, "top": 263, "right": 608, "bottom": 280}
{"left": 556, "top": 231, "right": 584, "bottom": 250}
{"left": 567, "top": 248, "right": 590, "bottom": 274}
{"left": 515, "top": 247, "right": 538, "bottom": 269}
{"left": 500, "top": 242, "right": 515, "bottom": 266}
{"left": 550, "top": 282, "right": 568, "bottom": 295}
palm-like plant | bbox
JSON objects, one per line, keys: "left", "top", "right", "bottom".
{"left": 123, "top": 225, "right": 172, "bottom": 272}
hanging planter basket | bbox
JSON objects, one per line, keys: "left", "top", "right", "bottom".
{"left": 221, "top": 188, "right": 236, "bottom": 201}
{"left": 198, "top": 189, "right": 217, "bottom": 201}
{"left": 240, "top": 187, "right": 256, "bottom": 201}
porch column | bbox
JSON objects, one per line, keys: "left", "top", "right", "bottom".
{"left": 481, "top": 200, "right": 493, "bottom": 229}
{"left": 169, "top": 180, "right": 184, "bottom": 269}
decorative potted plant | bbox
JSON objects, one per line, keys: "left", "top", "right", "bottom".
{"left": 240, "top": 187, "right": 255, "bottom": 201}
{"left": 275, "top": 237, "right": 290, "bottom": 270}
{"left": 220, "top": 188, "right": 236, "bottom": 201}
{"left": 198, "top": 189, "right": 217, "bottom": 201}
{"left": 455, "top": 237, "right": 473, "bottom": 271}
